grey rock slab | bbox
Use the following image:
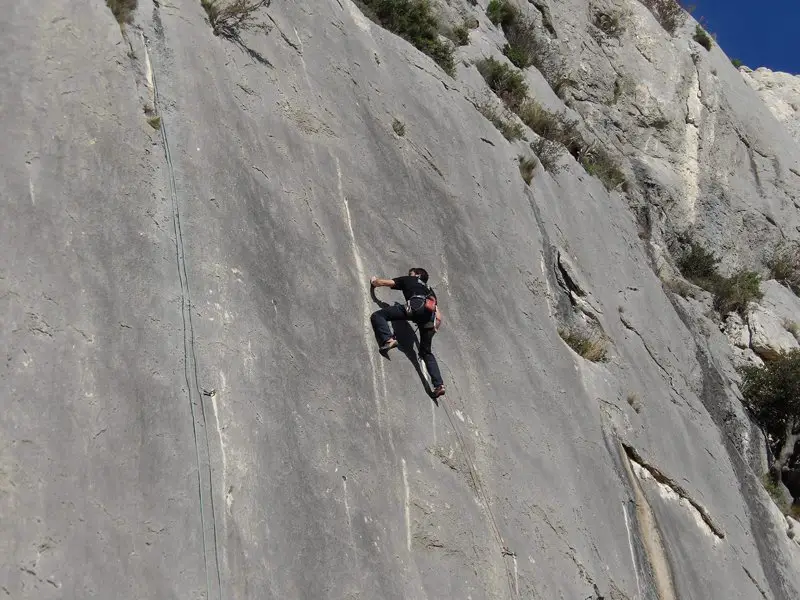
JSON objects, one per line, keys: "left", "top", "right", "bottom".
{"left": 749, "top": 280, "right": 800, "bottom": 360}
{"left": 742, "top": 67, "right": 800, "bottom": 145}
{"left": 2, "top": 0, "right": 800, "bottom": 599}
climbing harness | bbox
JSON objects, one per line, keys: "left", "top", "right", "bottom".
{"left": 406, "top": 278, "right": 438, "bottom": 329}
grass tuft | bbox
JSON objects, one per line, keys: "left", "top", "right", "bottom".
{"left": 559, "top": 328, "right": 608, "bottom": 362}
{"left": 580, "top": 146, "right": 627, "bottom": 190}
{"left": 693, "top": 24, "right": 713, "bottom": 50}
{"left": 638, "top": 0, "right": 687, "bottom": 35}
{"left": 476, "top": 103, "right": 525, "bottom": 141}
{"left": 392, "top": 118, "right": 406, "bottom": 136}
{"left": 592, "top": 9, "right": 626, "bottom": 38}
{"left": 147, "top": 116, "right": 162, "bottom": 130}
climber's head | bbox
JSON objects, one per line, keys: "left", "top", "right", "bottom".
{"left": 409, "top": 268, "right": 429, "bottom": 283}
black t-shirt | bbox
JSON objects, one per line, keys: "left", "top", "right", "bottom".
{"left": 392, "top": 276, "right": 433, "bottom": 302}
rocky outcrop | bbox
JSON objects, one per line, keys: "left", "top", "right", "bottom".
{"left": 2, "top": 1, "right": 800, "bottom": 599}
{"left": 749, "top": 280, "right": 800, "bottom": 360}
{"left": 742, "top": 67, "right": 800, "bottom": 144}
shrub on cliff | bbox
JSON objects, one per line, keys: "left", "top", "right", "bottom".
{"left": 678, "top": 242, "right": 719, "bottom": 287}
{"left": 357, "top": 0, "right": 455, "bottom": 75}
{"left": 767, "top": 242, "right": 800, "bottom": 296}
{"left": 477, "top": 58, "right": 529, "bottom": 110}
{"left": 486, "top": 0, "right": 517, "bottom": 28}
{"left": 741, "top": 350, "right": 800, "bottom": 477}
{"left": 201, "top": 0, "right": 271, "bottom": 38}
{"left": 638, "top": 0, "right": 687, "bottom": 35}
{"left": 677, "top": 241, "right": 762, "bottom": 316}
{"left": 693, "top": 25, "right": 713, "bottom": 51}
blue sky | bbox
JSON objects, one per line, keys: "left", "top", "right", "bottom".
{"left": 688, "top": 0, "right": 799, "bottom": 73}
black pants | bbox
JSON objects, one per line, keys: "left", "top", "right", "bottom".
{"left": 370, "top": 304, "right": 443, "bottom": 388}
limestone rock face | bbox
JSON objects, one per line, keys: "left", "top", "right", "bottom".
{"left": 2, "top": 1, "right": 800, "bottom": 599}
{"left": 742, "top": 67, "right": 800, "bottom": 144}
{"left": 749, "top": 280, "right": 800, "bottom": 360}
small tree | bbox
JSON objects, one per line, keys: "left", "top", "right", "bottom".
{"left": 741, "top": 350, "right": 800, "bottom": 476}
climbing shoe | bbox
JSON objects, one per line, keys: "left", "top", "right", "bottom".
{"left": 379, "top": 338, "right": 398, "bottom": 351}
{"left": 433, "top": 385, "right": 446, "bottom": 399}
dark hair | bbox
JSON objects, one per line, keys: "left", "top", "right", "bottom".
{"left": 409, "top": 267, "right": 429, "bottom": 282}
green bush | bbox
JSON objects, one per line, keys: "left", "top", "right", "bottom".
{"left": 476, "top": 103, "right": 525, "bottom": 140}
{"left": 477, "top": 57, "right": 528, "bottom": 110}
{"left": 741, "top": 350, "right": 800, "bottom": 473}
{"left": 676, "top": 241, "right": 762, "bottom": 316}
{"left": 694, "top": 25, "right": 713, "bottom": 50}
{"left": 638, "top": 0, "right": 687, "bottom": 35}
{"left": 107, "top": 0, "right": 137, "bottom": 24}
{"left": 452, "top": 23, "right": 470, "bottom": 46}
{"left": 678, "top": 242, "right": 719, "bottom": 285}
{"left": 357, "top": 0, "right": 455, "bottom": 75}
{"left": 767, "top": 242, "right": 800, "bottom": 296}
{"left": 713, "top": 270, "right": 763, "bottom": 316}
{"left": 731, "top": 58, "right": 744, "bottom": 68}
{"left": 502, "top": 43, "right": 531, "bottom": 69}
{"left": 486, "top": 0, "right": 517, "bottom": 28}
{"left": 519, "top": 155, "right": 537, "bottom": 184}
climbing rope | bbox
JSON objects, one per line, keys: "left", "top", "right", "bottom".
{"left": 412, "top": 328, "right": 518, "bottom": 598}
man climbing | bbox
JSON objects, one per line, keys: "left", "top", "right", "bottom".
{"left": 370, "top": 268, "right": 445, "bottom": 399}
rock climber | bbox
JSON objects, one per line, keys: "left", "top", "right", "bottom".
{"left": 370, "top": 268, "right": 445, "bottom": 399}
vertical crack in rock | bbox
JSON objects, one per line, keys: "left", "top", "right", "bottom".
{"left": 670, "top": 297, "right": 796, "bottom": 600}
{"left": 618, "top": 313, "right": 690, "bottom": 407}
{"left": 619, "top": 443, "right": 678, "bottom": 600}
{"left": 147, "top": 39, "right": 223, "bottom": 600}
{"left": 623, "top": 443, "right": 725, "bottom": 540}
